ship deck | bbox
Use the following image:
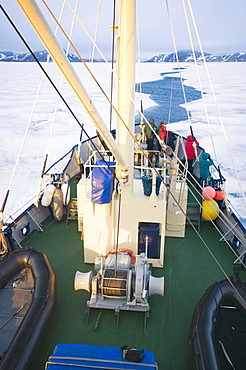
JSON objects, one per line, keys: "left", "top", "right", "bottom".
{"left": 20, "top": 184, "right": 244, "bottom": 369}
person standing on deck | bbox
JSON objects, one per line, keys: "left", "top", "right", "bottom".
{"left": 199, "top": 152, "right": 214, "bottom": 185}
{"left": 156, "top": 121, "right": 166, "bottom": 151}
{"left": 144, "top": 118, "right": 155, "bottom": 150}
{"left": 185, "top": 135, "right": 199, "bottom": 177}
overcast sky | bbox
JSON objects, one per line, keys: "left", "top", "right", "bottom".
{"left": 0, "top": 0, "right": 246, "bottom": 59}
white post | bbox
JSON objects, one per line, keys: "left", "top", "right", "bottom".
{"left": 116, "top": 0, "right": 136, "bottom": 198}
{"left": 150, "top": 169, "right": 158, "bottom": 201}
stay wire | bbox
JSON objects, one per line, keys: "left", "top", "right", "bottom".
{"left": 38, "top": 0, "right": 68, "bottom": 185}
{"left": 41, "top": 0, "right": 136, "bottom": 142}
{"left": 186, "top": 0, "right": 246, "bottom": 209}
{"left": 181, "top": 0, "right": 217, "bottom": 162}
{"left": 173, "top": 146, "right": 246, "bottom": 269}
{"left": 82, "top": 0, "right": 101, "bottom": 122}
{"left": 155, "top": 133, "right": 245, "bottom": 271}
{"left": 109, "top": 0, "right": 117, "bottom": 132}
{"left": 41, "top": 0, "right": 178, "bottom": 181}
{"left": 114, "top": 191, "right": 122, "bottom": 277}
{"left": 161, "top": 162, "right": 246, "bottom": 305}
{"left": 6, "top": 3, "right": 244, "bottom": 285}
{"left": 35, "top": 0, "right": 81, "bottom": 204}
{"left": 180, "top": 0, "right": 246, "bottom": 261}
{"left": 41, "top": 0, "right": 179, "bottom": 172}
{"left": 165, "top": 0, "right": 191, "bottom": 126}
{"left": 163, "top": 2, "right": 246, "bottom": 268}
{"left": 91, "top": 0, "right": 246, "bottom": 274}
{"left": 136, "top": 0, "right": 144, "bottom": 126}
{"left": 2, "top": 6, "right": 84, "bottom": 128}
{"left": 41, "top": 0, "right": 161, "bottom": 167}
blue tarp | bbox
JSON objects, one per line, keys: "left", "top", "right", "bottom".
{"left": 91, "top": 160, "right": 115, "bottom": 204}
{"left": 46, "top": 343, "right": 157, "bottom": 369}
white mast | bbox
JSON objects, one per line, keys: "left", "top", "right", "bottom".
{"left": 116, "top": 0, "right": 136, "bottom": 198}
{"left": 16, "top": 0, "right": 128, "bottom": 172}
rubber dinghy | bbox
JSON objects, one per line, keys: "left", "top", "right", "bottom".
{"left": 0, "top": 247, "right": 55, "bottom": 370}
{"left": 189, "top": 277, "right": 246, "bottom": 370}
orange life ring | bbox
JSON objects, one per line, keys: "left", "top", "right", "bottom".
{"left": 107, "top": 248, "right": 134, "bottom": 257}
{"left": 119, "top": 248, "right": 133, "bottom": 256}
{"left": 108, "top": 249, "right": 117, "bottom": 255}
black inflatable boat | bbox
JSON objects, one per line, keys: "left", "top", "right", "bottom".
{"left": 189, "top": 277, "right": 246, "bottom": 370}
{"left": 0, "top": 248, "right": 55, "bottom": 370}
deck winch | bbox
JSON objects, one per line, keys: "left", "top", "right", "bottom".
{"left": 74, "top": 250, "right": 164, "bottom": 312}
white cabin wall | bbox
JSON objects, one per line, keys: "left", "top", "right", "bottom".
{"left": 78, "top": 177, "right": 167, "bottom": 268}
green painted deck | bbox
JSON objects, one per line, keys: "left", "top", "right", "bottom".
{"left": 21, "top": 198, "right": 243, "bottom": 369}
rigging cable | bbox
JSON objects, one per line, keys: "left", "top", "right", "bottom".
{"left": 111, "top": 1, "right": 245, "bottom": 278}
{"left": 36, "top": 0, "right": 70, "bottom": 202}
{"left": 183, "top": 153, "right": 246, "bottom": 270}
{"left": 41, "top": 0, "right": 169, "bottom": 171}
{"left": 108, "top": 0, "right": 246, "bottom": 271}
{"left": 60, "top": 2, "right": 198, "bottom": 246}
{"left": 44, "top": 0, "right": 80, "bottom": 157}
{"left": 185, "top": 171, "right": 246, "bottom": 269}
{"left": 158, "top": 0, "right": 246, "bottom": 268}
{"left": 165, "top": 0, "right": 192, "bottom": 128}
{"left": 169, "top": 134, "right": 246, "bottom": 269}
{"left": 181, "top": 0, "right": 217, "bottom": 162}
{"left": 163, "top": 160, "right": 246, "bottom": 302}
{"left": 167, "top": 56, "right": 175, "bottom": 126}
{"left": 164, "top": 1, "right": 246, "bottom": 261}
{"left": 76, "top": 0, "right": 103, "bottom": 160}
{"left": 83, "top": 0, "right": 102, "bottom": 112}
{"left": 109, "top": 0, "right": 117, "bottom": 132}
{"left": 2, "top": 3, "right": 245, "bottom": 286}
{"left": 41, "top": 0, "right": 193, "bottom": 176}
{"left": 164, "top": 154, "right": 246, "bottom": 298}
{"left": 167, "top": 1, "right": 180, "bottom": 127}
{"left": 136, "top": 0, "right": 144, "bottom": 128}
{"left": 42, "top": 0, "right": 159, "bottom": 137}
{"left": 14, "top": 1, "right": 246, "bottom": 278}
{"left": 41, "top": 0, "right": 135, "bottom": 140}
{"left": 0, "top": 5, "right": 120, "bottom": 212}
{"left": 114, "top": 190, "right": 122, "bottom": 277}
{"left": 43, "top": 0, "right": 172, "bottom": 171}
{"left": 186, "top": 0, "right": 246, "bottom": 210}
{"left": 165, "top": 0, "right": 200, "bottom": 162}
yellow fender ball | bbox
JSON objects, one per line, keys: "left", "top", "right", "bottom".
{"left": 201, "top": 199, "right": 219, "bottom": 221}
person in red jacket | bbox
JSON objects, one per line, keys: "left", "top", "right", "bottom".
{"left": 156, "top": 121, "right": 166, "bottom": 151}
{"left": 185, "top": 135, "right": 199, "bottom": 177}
{"left": 159, "top": 123, "right": 167, "bottom": 141}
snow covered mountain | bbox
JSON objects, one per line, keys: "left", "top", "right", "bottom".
{"left": 1, "top": 49, "right": 246, "bottom": 63}
{"left": 0, "top": 50, "right": 104, "bottom": 62}
{"left": 144, "top": 50, "right": 246, "bottom": 62}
